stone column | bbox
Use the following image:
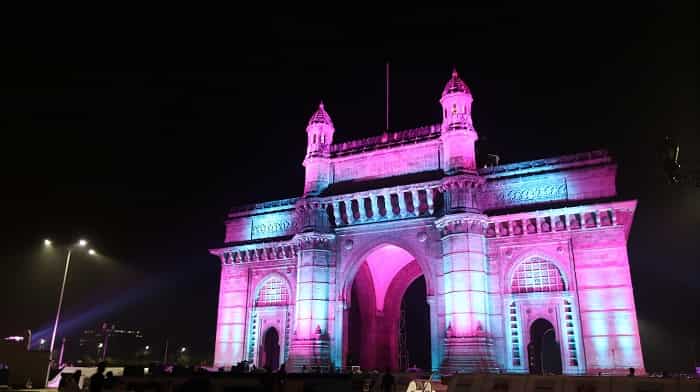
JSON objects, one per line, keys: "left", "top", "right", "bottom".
{"left": 332, "top": 201, "right": 342, "bottom": 226}
{"left": 344, "top": 200, "right": 353, "bottom": 225}
{"left": 397, "top": 190, "right": 408, "bottom": 217}
{"left": 436, "top": 212, "right": 497, "bottom": 373}
{"left": 214, "top": 263, "right": 250, "bottom": 368}
{"left": 436, "top": 176, "right": 497, "bottom": 373}
{"left": 426, "top": 188, "right": 435, "bottom": 215}
{"left": 411, "top": 189, "right": 421, "bottom": 216}
{"left": 426, "top": 296, "right": 441, "bottom": 371}
{"left": 383, "top": 192, "right": 393, "bottom": 218}
{"left": 287, "top": 233, "right": 335, "bottom": 371}
{"left": 370, "top": 194, "right": 380, "bottom": 221}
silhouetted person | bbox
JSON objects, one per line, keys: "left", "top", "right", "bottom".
{"left": 58, "top": 372, "right": 79, "bottom": 392}
{"left": 381, "top": 367, "right": 394, "bottom": 392}
{"left": 104, "top": 371, "right": 116, "bottom": 390}
{"left": 73, "top": 370, "right": 82, "bottom": 390}
{"left": 627, "top": 367, "right": 635, "bottom": 377}
{"left": 90, "top": 363, "right": 106, "bottom": 392}
{"left": 277, "top": 364, "right": 287, "bottom": 390}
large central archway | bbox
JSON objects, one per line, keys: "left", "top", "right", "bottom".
{"left": 344, "top": 244, "right": 430, "bottom": 371}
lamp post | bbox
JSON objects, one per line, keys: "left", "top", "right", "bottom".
{"left": 43, "top": 238, "right": 97, "bottom": 387}
{"left": 540, "top": 328, "right": 555, "bottom": 375}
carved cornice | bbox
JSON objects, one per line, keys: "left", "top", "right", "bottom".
{"left": 438, "top": 174, "right": 484, "bottom": 191}
{"left": 296, "top": 198, "right": 332, "bottom": 233}
{"left": 293, "top": 232, "right": 336, "bottom": 251}
{"left": 211, "top": 231, "right": 337, "bottom": 265}
{"left": 211, "top": 239, "right": 300, "bottom": 266}
{"left": 435, "top": 212, "right": 488, "bottom": 236}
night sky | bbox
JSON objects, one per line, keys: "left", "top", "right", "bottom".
{"left": 0, "top": 5, "right": 697, "bottom": 371}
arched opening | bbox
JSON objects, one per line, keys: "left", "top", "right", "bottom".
{"left": 400, "top": 276, "right": 430, "bottom": 371}
{"left": 527, "top": 318, "right": 562, "bottom": 375}
{"left": 345, "top": 244, "right": 430, "bottom": 371}
{"left": 260, "top": 327, "right": 280, "bottom": 371}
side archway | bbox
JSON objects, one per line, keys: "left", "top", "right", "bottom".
{"left": 248, "top": 273, "right": 294, "bottom": 369}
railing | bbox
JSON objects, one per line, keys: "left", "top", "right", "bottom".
{"left": 331, "top": 124, "right": 441, "bottom": 156}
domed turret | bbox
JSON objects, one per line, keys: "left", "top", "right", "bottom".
{"left": 303, "top": 101, "right": 335, "bottom": 195}
{"left": 308, "top": 101, "right": 334, "bottom": 127}
{"left": 442, "top": 69, "right": 471, "bottom": 97}
{"left": 439, "top": 68, "right": 478, "bottom": 173}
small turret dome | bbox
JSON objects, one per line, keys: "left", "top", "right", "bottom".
{"left": 442, "top": 69, "right": 470, "bottom": 97}
{"left": 308, "top": 101, "right": 334, "bottom": 127}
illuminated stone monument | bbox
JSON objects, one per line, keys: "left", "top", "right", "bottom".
{"left": 210, "top": 70, "right": 645, "bottom": 375}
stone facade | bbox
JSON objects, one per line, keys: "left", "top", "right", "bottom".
{"left": 209, "top": 70, "right": 645, "bottom": 375}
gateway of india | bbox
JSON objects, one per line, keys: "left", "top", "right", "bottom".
{"left": 210, "top": 69, "right": 645, "bottom": 375}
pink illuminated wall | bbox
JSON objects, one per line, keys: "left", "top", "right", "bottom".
{"left": 364, "top": 245, "right": 415, "bottom": 311}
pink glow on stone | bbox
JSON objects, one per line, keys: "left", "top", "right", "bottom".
{"left": 364, "top": 244, "right": 415, "bottom": 311}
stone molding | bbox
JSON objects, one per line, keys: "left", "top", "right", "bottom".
{"left": 435, "top": 212, "right": 488, "bottom": 236}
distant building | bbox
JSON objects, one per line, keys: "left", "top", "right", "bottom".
{"left": 76, "top": 323, "right": 144, "bottom": 363}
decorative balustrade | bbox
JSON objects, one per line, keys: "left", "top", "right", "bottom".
{"left": 330, "top": 124, "right": 441, "bottom": 156}
{"left": 323, "top": 182, "right": 441, "bottom": 227}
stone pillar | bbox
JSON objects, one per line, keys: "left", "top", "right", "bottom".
{"left": 370, "top": 194, "right": 380, "bottom": 221}
{"left": 344, "top": 200, "right": 353, "bottom": 225}
{"left": 411, "top": 189, "right": 421, "bottom": 216}
{"left": 573, "top": 205, "right": 645, "bottom": 375}
{"left": 214, "top": 263, "right": 250, "bottom": 368}
{"left": 383, "top": 192, "right": 393, "bottom": 218}
{"left": 436, "top": 176, "right": 497, "bottom": 373}
{"left": 426, "top": 188, "right": 435, "bottom": 215}
{"left": 397, "top": 190, "right": 408, "bottom": 217}
{"left": 427, "top": 296, "right": 441, "bottom": 371}
{"left": 332, "top": 201, "right": 342, "bottom": 226}
{"left": 287, "top": 232, "right": 335, "bottom": 371}
{"left": 436, "top": 212, "right": 498, "bottom": 373}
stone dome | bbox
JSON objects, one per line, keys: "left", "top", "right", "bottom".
{"left": 442, "top": 69, "right": 470, "bottom": 96}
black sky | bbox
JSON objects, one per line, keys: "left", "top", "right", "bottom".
{"left": 0, "top": 5, "right": 697, "bottom": 371}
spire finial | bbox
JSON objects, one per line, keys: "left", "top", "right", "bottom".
{"left": 319, "top": 100, "right": 324, "bottom": 109}
{"left": 452, "top": 66, "right": 458, "bottom": 78}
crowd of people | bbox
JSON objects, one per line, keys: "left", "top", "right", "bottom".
{"left": 58, "top": 362, "right": 121, "bottom": 391}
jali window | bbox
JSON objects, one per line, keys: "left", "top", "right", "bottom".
{"left": 511, "top": 257, "right": 565, "bottom": 294}
{"left": 255, "top": 277, "right": 289, "bottom": 306}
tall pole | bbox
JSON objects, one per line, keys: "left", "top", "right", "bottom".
{"left": 45, "top": 248, "right": 72, "bottom": 387}
{"left": 163, "top": 339, "right": 169, "bottom": 364}
{"left": 58, "top": 338, "right": 66, "bottom": 368}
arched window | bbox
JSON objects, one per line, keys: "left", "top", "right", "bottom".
{"left": 511, "top": 257, "right": 565, "bottom": 294}
{"left": 255, "top": 277, "right": 289, "bottom": 306}
{"left": 313, "top": 134, "right": 316, "bottom": 144}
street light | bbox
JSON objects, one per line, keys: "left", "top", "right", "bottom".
{"left": 540, "top": 328, "right": 555, "bottom": 375}
{"left": 180, "top": 347, "right": 186, "bottom": 353}
{"left": 43, "top": 238, "right": 98, "bottom": 387}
